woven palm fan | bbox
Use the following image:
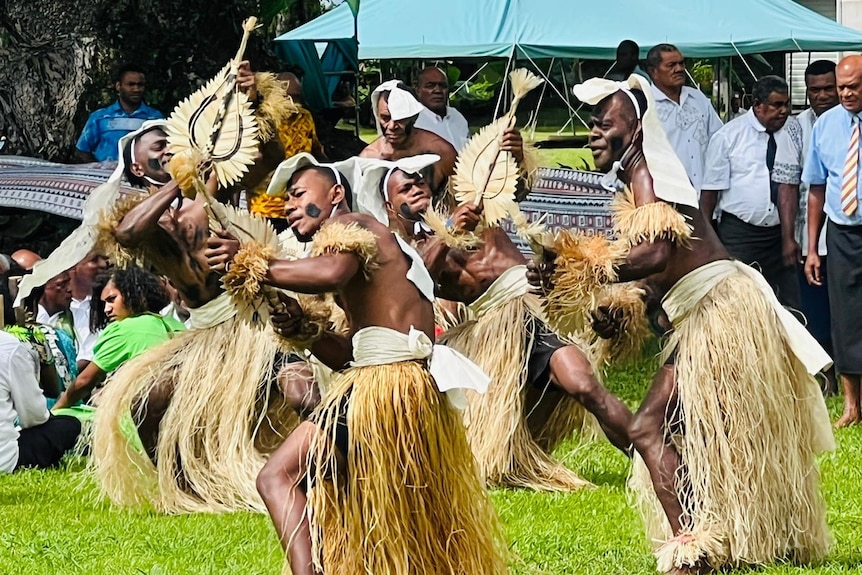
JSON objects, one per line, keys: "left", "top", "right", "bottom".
{"left": 452, "top": 68, "right": 544, "bottom": 226}
{"left": 165, "top": 17, "right": 260, "bottom": 198}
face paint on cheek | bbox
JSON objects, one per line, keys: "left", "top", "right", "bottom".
{"left": 147, "top": 158, "right": 162, "bottom": 172}
{"left": 305, "top": 203, "right": 322, "bottom": 218}
{"left": 609, "top": 136, "right": 625, "bottom": 153}
{"left": 399, "top": 202, "right": 419, "bottom": 219}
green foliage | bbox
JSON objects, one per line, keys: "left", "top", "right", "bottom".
{"left": 1, "top": 357, "right": 860, "bottom": 574}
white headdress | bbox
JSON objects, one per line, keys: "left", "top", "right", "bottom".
{"left": 370, "top": 80, "right": 426, "bottom": 136}
{"left": 353, "top": 155, "right": 441, "bottom": 226}
{"left": 572, "top": 74, "right": 698, "bottom": 208}
{"left": 14, "top": 120, "right": 167, "bottom": 306}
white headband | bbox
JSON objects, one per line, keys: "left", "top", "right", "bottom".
{"left": 572, "top": 74, "right": 698, "bottom": 208}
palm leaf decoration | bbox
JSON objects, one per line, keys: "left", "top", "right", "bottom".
{"left": 165, "top": 17, "right": 260, "bottom": 195}
{"left": 452, "top": 68, "right": 544, "bottom": 227}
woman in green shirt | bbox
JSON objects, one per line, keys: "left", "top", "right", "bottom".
{"left": 52, "top": 266, "right": 184, "bottom": 410}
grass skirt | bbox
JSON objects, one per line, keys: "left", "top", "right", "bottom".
{"left": 440, "top": 293, "right": 592, "bottom": 491}
{"left": 91, "top": 315, "right": 299, "bottom": 513}
{"left": 630, "top": 269, "right": 832, "bottom": 570}
{"left": 306, "top": 360, "right": 509, "bottom": 575}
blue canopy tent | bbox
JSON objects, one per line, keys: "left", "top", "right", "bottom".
{"left": 276, "top": 0, "right": 862, "bottom": 109}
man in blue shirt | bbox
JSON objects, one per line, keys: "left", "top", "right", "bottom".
{"left": 74, "top": 64, "right": 163, "bottom": 163}
{"left": 803, "top": 55, "right": 862, "bottom": 427}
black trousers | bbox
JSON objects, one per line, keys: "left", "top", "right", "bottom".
{"left": 15, "top": 415, "right": 81, "bottom": 470}
{"left": 718, "top": 212, "right": 801, "bottom": 312}
{"left": 826, "top": 220, "right": 862, "bottom": 374}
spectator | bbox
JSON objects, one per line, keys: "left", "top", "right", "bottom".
{"left": 35, "top": 270, "right": 76, "bottom": 343}
{"left": 74, "top": 64, "right": 163, "bottom": 163}
{"left": 802, "top": 55, "right": 862, "bottom": 427}
{"left": 646, "top": 43, "right": 722, "bottom": 196}
{"left": 701, "top": 75, "right": 803, "bottom": 310}
{"left": 414, "top": 66, "right": 471, "bottom": 151}
{"left": 52, "top": 266, "right": 184, "bottom": 410}
{"left": 0, "top": 330, "right": 80, "bottom": 472}
{"left": 730, "top": 92, "right": 748, "bottom": 120}
{"left": 67, "top": 252, "right": 109, "bottom": 370}
{"left": 796, "top": 60, "right": 839, "bottom": 393}
{"left": 607, "top": 39, "right": 649, "bottom": 82}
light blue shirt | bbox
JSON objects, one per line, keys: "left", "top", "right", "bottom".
{"left": 75, "top": 100, "right": 163, "bottom": 162}
{"left": 802, "top": 104, "right": 862, "bottom": 227}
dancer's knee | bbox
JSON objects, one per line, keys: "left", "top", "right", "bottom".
{"left": 549, "top": 347, "right": 598, "bottom": 397}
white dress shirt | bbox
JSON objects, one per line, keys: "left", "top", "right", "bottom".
{"left": 414, "top": 105, "right": 470, "bottom": 151}
{"left": 702, "top": 110, "right": 803, "bottom": 227}
{"left": 70, "top": 296, "right": 99, "bottom": 362}
{"left": 795, "top": 108, "right": 828, "bottom": 255}
{"left": 0, "top": 332, "right": 49, "bottom": 473}
{"left": 652, "top": 85, "right": 723, "bottom": 193}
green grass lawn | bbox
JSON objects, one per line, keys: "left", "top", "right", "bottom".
{"left": 2, "top": 354, "right": 861, "bottom": 574}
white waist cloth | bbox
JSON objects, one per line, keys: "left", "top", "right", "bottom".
{"left": 187, "top": 292, "right": 238, "bottom": 330}
{"left": 663, "top": 259, "right": 832, "bottom": 375}
{"left": 467, "top": 264, "right": 530, "bottom": 320}
{"left": 350, "top": 325, "right": 490, "bottom": 409}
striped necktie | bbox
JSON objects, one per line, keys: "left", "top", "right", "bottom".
{"left": 841, "top": 116, "right": 859, "bottom": 216}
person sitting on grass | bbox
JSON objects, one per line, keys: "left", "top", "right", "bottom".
{"left": 51, "top": 266, "right": 184, "bottom": 411}
{"left": 0, "top": 330, "right": 81, "bottom": 472}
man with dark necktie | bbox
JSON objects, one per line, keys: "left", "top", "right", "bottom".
{"left": 701, "top": 75, "right": 803, "bottom": 310}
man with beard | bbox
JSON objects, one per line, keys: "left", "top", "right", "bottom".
{"left": 360, "top": 80, "right": 458, "bottom": 196}
{"left": 532, "top": 76, "right": 832, "bottom": 573}
{"left": 228, "top": 155, "right": 508, "bottom": 575}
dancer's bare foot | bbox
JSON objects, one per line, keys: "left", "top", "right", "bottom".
{"left": 834, "top": 409, "right": 861, "bottom": 428}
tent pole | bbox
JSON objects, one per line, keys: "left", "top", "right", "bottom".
{"left": 353, "top": 12, "right": 360, "bottom": 138}
{"left": 520, "top": 51, "right": 588, "bottom": 132}
{"left": 558, "top": 58, "right": 576, "bottom": 136}
{"left": 731, "top": 41, "right": 758, "bottom": 82}
{"left": 494, "top": 45, "right": 517, "bottom": 119}
{"left": 529, "top": 58, "right": 555, "bottom": 140}
{"left": 450, "top": 62, "right": 490, "bottom": 97}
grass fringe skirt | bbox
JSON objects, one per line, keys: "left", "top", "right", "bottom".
{"left": 630, "top": 269, "right": 832, "bottom": 571}
{"left": 91, "top": 316, "right": 299, "bottom": 514}
{"left": 305, "top": 360, "right": 509, "bottom": 575}
{"left": 440, "top": 293, "right": 592, "bottom": 491}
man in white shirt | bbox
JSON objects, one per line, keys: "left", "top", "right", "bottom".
{"left": 701, "top": 75, "right": 803, "bottom": 311}
{"left": 646, "top": 43, "right": 723, "bottom": 195}
{"left": 413, "top": 66, "right": 470, "bottom": 151}
{"left": 796, "top": 60, "right": 839, "bottom": 392}
{"left": 0, "top": 331, "right": 80, "bottom": 472}
{"left": 35, "top": 270, "right": 76, "bottom": 339}
{"left": 68, "top": 251, "right": 108, "bottom": 369}
{"left": 606, "top": 39, "right": 650, "bottom": 82}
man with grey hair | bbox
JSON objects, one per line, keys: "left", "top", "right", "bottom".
{"left": 646, "top": 43, "right": 722, "bottom": 196}
{"left": 701, "top": 75, "right": 804, "bottom": 310}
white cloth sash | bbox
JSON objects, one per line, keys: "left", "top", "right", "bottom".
{"left": 466, "top": 264, "right": 530, "bottom": 320}
{"left": 393, "top": 233, "right": 436, "bottom": 302}
{"left": 350, "top": 325, "right": 490, "bottom": 409}
{"left": 662, "top": 259, "right": 832, "bottom": 375}
{"left": 187, "top": 292, "right": 238, "bottom": 330}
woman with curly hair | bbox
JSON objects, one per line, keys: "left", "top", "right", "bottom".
{"left": 51, "top": 266, "right": 184, "bottom": 410}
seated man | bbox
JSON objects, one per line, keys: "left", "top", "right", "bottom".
{"left": 233, "top": 160, "right": 508, "bottom": 575}
{"left": 0, "top": 330, "right": 80, "bottom": 472}
{"left": 360, "top": 80, "right": 457, "bottom": 197}
{"left": 535, "top": 76, "right": 832, "bottom": 572}
{"left": 372, "top": 160, "right": 631, "bottom": 491}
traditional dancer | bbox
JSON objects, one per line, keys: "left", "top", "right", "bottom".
{"left": 535, "top": 75, "right": 834, "bottom": 572}
{"left": 358, "top": 147, "right": 632, "bottom": 491}
{"left": 225, "top": 156, "right": 508, "bottom": 575}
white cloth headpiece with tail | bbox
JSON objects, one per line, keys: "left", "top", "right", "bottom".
{"left": 353, "top": 154, "right": 440, "bottom": 227}
{"left": 15, "top": 119, "right": 168, "bottom": 307}
{"left": 370, "top": 80, "right": 426, "bottom": 137}
{"left": 572, "top": 74, "right": 699, "bottom": 208}
{"left": 265, "top": 152, "right": 363, "bottom": 200}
